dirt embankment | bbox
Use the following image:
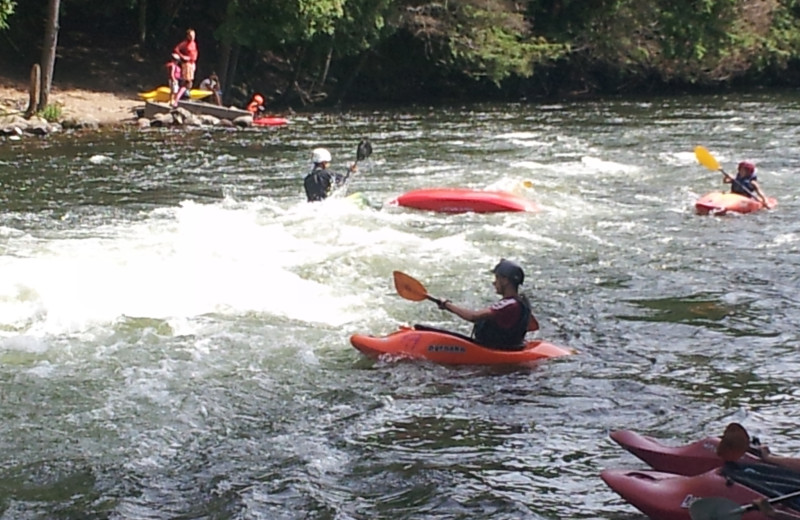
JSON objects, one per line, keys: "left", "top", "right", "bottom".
{"left": 0, "top": 44, "right": 170, "bottom": 125}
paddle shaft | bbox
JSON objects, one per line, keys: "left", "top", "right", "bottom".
{"left": 719, "top": 167, "right": 764, "bottom": 205}
{"left": 425, "top": 294, "right": 444, "bottom": 306}
{"left": 740, "top": 489, "right": 800, "bottom": 514}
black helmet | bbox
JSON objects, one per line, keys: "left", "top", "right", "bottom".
{"left": 493, "top": 259, "right": 524, "bottom": 285}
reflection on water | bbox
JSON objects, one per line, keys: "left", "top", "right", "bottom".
{"left": 0, "top": 93, "right": 799, "bottom": 518}
{"left": 619, "top": 294, "right": 735, "bottom": 326}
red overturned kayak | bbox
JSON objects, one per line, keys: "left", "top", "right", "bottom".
{"left": 601, "top": 467, "right": 771, "bottom": 520}
{"left": 253, "top": 116, "right": 289, "bottom": 127}
{"left": 695, "top": 192, "right": 777, "bottom": 215}
{"left": 390, "top": 188, "right": 538, "bottom": 213}
{"left": 610, "top": 430, "right": 761, "bottom": 476}
{"left": 350, "top": 326, "right": 572, "bottom": 365}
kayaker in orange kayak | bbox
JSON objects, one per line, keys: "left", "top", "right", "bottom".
{"left": 724, "top": 161, "right": 773, "bottom": 208}
{"left": 436, "top": 259, "right": 539, "bottom": 350}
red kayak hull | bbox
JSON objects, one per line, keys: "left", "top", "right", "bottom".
{"left": 695, "top": 192, "right": 777, "bottom": 215}
{"left": 601, "top": 468, "right": 768, "bottom": 520}
{"left": 350, "top": 326, "right": 572, "bottom": 365}
{"left": 390, "top": 188, "right": 539, "bottom": 213}
{"left": 610, "top": 430, "right": 761, "bottom": 476}
{"left": 253, "top": 116, "right": 289, "bottom": 126}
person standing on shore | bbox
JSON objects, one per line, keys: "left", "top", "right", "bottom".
{"left": 173, "top": 29, "right": 198, "bottom": 103}
{"left": 166, "top": 53, "right": 182, "bottom": 107}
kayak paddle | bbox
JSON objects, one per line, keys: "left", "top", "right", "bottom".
{"left": 356, "top": 139, "right": 372, "bottom": 164}
{"left": 344, "top": 139, "right": 372, "bottom": 183}
{"left": 694, "top": 146, "right": 764, "bottom": 207}
{"left": 716, "top": 422, "right": 751, "bottom": 462}
{"left": 392, "top": 271, "right": 539, "bottom": 331}
{"left": 690, "top": 488, "right": 800, "bottom": 520}
{"left": 393, "top": 271, "right": 444, "bottom": 306}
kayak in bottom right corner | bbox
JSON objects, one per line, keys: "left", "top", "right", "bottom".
{"left": 695, "top": 192, "right": 777, "bottom": 215}
{"left": 601, "top": 462, "right": 800, "bottom": 520}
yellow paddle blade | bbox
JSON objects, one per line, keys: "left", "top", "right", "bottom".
{"left": 716, "top": 423, "right": 750, "bottom": 462}
{"left": 393, "top": 271, "right": 428, "bottom": 301}
{"left": 695, "top": 146, "right": 721, "bottom": 172}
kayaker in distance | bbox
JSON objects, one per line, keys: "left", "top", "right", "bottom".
{"left": 246, "top": 93, "right": 265, "bottom": 116}
{"left": 725, "top": 161, "right": 773, "bottom": 208}
{"left": 303, "top": 148, "right": 356, "bottom": 202}
{"left": 437, "top": 259, "right": 539, "bottom": 350}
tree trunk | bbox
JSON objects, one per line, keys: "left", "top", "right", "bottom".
{"left": 138, "top": 0, "right": 147, "bottom": 45}
{"left": 218, "top": 40, "right": 232, "bottom": 99}
{"left": 336, "top": 50, "right": 370, "bottom": 106}
{"left": 228, "top": 44, "right": 240, "bottom": 95}
{"left": 25, "top": 64, "right": 41, "bottom": 118}
{"left": 39, "top": 0, "right": 61, "bottom": 109}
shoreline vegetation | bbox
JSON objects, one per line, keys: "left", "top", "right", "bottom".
{"left": 1, "top": 1, "right": 800, "bottom": 135}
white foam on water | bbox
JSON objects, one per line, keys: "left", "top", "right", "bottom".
{"left": 0, "top": 197, "right": 438, "bottom": 340}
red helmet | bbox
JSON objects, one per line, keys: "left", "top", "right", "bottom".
{"left": 253, "top": 94, "right": 264, "bottom": 104}
{"left": 738, "top": 161, "right": 755, "bottom": 174}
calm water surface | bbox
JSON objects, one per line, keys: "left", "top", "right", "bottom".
{"left": 0, "top": 91, "right": 799, "bottom": 519}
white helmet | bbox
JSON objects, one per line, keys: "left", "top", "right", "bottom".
{"left": 311, "top": 148, "right": 332, "bottom": 164}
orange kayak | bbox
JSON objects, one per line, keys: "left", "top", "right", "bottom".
{"left": 389, "top": 188, "right": 538, "bottom": 213}
{"left": 350, "top": 326, "right": 573, "bottom": 365}
{"left": 695, "top": 192, "right": 777, "bottom": 215}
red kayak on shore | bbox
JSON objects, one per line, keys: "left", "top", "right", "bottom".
{"left": 609, "top": 430, "right": 761, "bottom": 476}
{"left": 253, "top": 116, "right": 289, "bottom": 127}
{"left": 389, "top": 188, "right": 538, "bottom": 213}
{"left": 695, "top": 192, "right": 777, "bottom": 215}
{"left": 350, "top": 325, "right": 572, "bottom": 365}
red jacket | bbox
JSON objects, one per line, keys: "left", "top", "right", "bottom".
{"left": 174, "top": 40, "right": 198, "bottom": 63}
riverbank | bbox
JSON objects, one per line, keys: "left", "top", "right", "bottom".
{"left": 0, "top": 75, "right": 142, "bottom": 126}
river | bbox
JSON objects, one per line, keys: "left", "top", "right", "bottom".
{"left": 0, "top": 91, "right": 798, "bottom": 519}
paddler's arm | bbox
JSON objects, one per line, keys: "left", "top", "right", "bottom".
{"left": 751, "top": 180, "right": 771, "bottom": 208}
{"left": 528, "top": 314, "right": 539, "bottom": 332}
{"left": 437, "top": 300, "right": 491, "bottom": 323}
{"left": 755, "top": 446, "right": 800, "bottom": 472}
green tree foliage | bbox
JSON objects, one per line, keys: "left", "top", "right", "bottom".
{"left": 2, "top": 0, "right": 800, "bottom": 100}
{"left": 0, "top": 0, "right": 14, "bottom": 30}
{"left": 397, "top": 0, "right": 568, "bottom": 84}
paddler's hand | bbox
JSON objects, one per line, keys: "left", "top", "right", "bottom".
{"left": 753, "top": 498, "right": 781, "bottom": 519}
{"left": 754, "top": 445, "right": 773, "bottom": 461}
{"left": 349, "top": 163, "right": 358, "bottom": 173}
{"left": 437, "top": 299, "right": 450, "bottom": 311}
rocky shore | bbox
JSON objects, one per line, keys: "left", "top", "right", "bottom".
{"left": 0, "top": 80, "right": 265, "bottom": 139}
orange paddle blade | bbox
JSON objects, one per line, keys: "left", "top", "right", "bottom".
{"left": 716, "top": 423, "right": 750, "bottom": 462}
{"left": 393, "top": 271, "right": 428, "bottom": 301}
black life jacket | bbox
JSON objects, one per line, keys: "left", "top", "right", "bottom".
{"left": 471, "top": 296, "right": 532, "bottom": 351}
{"left": 303, "top": 167, "right": 344, "bottom": 202}
{"left": 731, "top": 173, "right": 757, "bottom": 198}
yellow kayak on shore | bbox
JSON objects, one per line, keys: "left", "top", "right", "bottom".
{"left": 137, "top": 86, "right": 213, "bottom": 103}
